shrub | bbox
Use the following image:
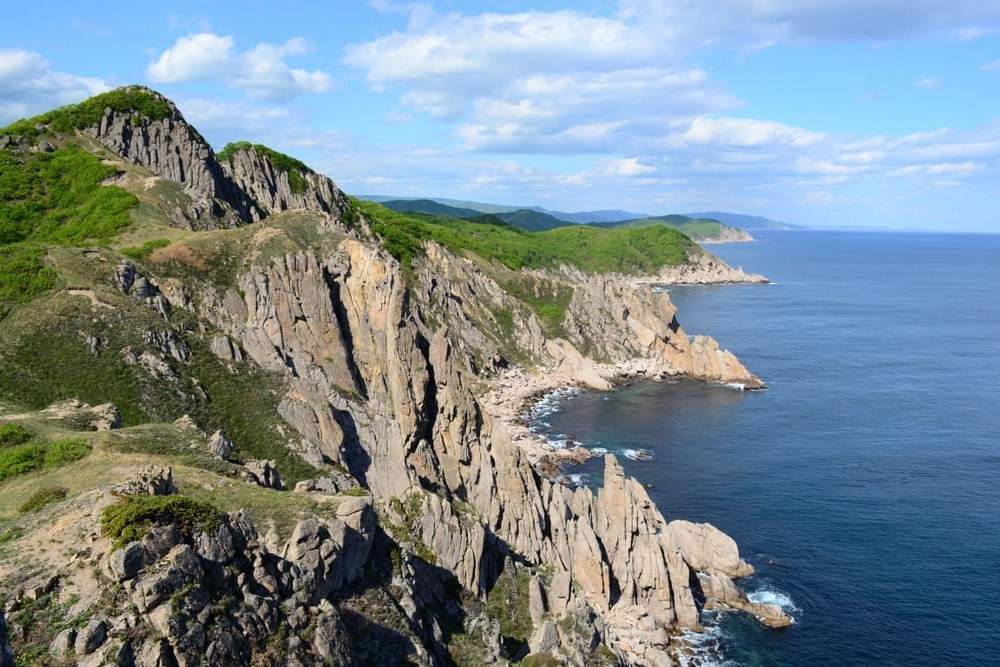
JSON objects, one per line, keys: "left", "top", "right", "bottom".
{"left": 18, "top": 485, "right": 68, "bottom": 513}
{"left": 0, "top": 443, "right": 44, "bottom": 481}
{"left": 146, "top": 242, "right": 208, "bottom": 271}
{"left": 0, "top": 422, "right": 31, "bottom": 448}
{"left": 100, "top": 494, "right": 221, "bottom": 549}
{"left": 43, "top": 439, "right": 90, "bottom": 467}
{"left": 120, "top": 238, "right": 171, "bottom": 260}
{"left": 0, "top": 438, "right": 89, "bottom": 481}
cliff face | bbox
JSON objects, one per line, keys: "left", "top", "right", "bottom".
{"left": 0, "top": 88, "right": 787, "bottom": 666}
{"left": 220, "top": 144, "right": 349, "bottom": 216}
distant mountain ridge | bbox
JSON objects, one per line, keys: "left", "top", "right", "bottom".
{"left": 373, "top": 197, "right": 755, "bottom": 241}
{"left": 685, "top": 211, "right": 801, "bottom": 231}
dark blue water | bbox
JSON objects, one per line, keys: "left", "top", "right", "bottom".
{"left": 537, "top": 232, "right": 1000, "bottom": 667}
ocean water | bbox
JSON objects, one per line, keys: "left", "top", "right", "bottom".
{"left": 533, "top": 231, "right": 1000, "bottom": 666}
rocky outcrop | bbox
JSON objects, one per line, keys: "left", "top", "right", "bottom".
{"left": 697, "top": 225, "right": 754, "bottom": 244}
{"left": 220, "top": 144, "right": 350, "bottom": 216}
{"left": 94, "top": 475, "right": 377, "bottom": 667}
{"left": 83, "top": 88, "right": 261, "bottom": 228}
{"left": 639, "top": 252, "right": 769, "bottom": 285}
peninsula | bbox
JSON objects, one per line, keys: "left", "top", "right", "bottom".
{"left": 0, "top": 87, "right": 787, "bottom": 667}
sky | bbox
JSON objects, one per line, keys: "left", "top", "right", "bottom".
{"left": 2, "top": 1, "right": 1000, "bottom": 232}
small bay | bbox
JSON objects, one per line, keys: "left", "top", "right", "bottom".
{"left": 535, "top": 231, "right": 1000, "bottom": 666}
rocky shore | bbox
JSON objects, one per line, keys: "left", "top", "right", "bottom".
{"left": 0, "top": 87, "right": 790, "bottom": 667}
{"left": 636, "top": 252, "right": 769, "bottom": 286}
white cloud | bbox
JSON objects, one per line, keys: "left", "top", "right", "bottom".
{"left": 147, "top": 33, "right": 331, "bottom": 100}
{"left": 914, "top": 77, "right": 942, "bottom": 88}
{"left": 618, "top": 0, "right": 1000, "bottom": 45}
{"left": 605, "top": 158, "right": 657, "bottom": 176}
{"left": 980, "top": 60, "right": 1000, "bottom": 72}
{"left": 669, "top": 118, "right": 825, "bottom": 152}
{"left": 0, "top": 50, "right": 107, "bottom": 124}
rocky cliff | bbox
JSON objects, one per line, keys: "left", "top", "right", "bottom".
{"left": 0, "top": 87, "right": 788, "bottom": 667}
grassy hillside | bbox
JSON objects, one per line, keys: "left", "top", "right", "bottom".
{"left": 358, "top": 198, "right": 697, "bottom": 275}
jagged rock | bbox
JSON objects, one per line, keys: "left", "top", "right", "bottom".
{"left": 209, "top": 335, "right": 244, "bottom": 362}
{"left": 142, "top": 330, "right": 190, "bottom": 364}
{"left": 49, "top": 628, "right": 76, "bottom": 657}
{"left": 219, "top": 143, "right": 349, "bottom": 217}
{"left": 114, "top": 466, "right": 176, "bottom": 496}
{"left": 40, "top": 399, "right": 121, "bottom": 430}
{"left": 135, "top": 638, "right": 174, "bottom": 667}
{"left": 293, "top": 468, "right": 359, "bottom": 494}
{"left": 206, "top": 429, "right": 233, "bottom": 459}
{"left": 697, "top": 573, "right": 792, "bottom": 628}
{"left": 85, "top": 88, "right": 261, "bottom": 228}
{"left": 242, "top": 459, "right": 283, "bottom": 489}
{"left": 132, "top": 544, "right": 204, "bottom": 613}
{"left": 528, "top": 575, "right": 547, "bottom": 624}
{"left": 667, "top": 520, "right": 754, "bottom": 579}
{"left": 74, "top": 619, "right": 107, "bottom": 655}
{"left": 109, "top": 542, "right": 147, "bottom": 581}
{"left": 641, "top": 251, "right": 768, "bottom": 284}
{"left": 528, "top": 620, "right": 560, "bottom": 654}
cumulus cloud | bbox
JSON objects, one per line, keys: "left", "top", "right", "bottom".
{"left": 344, "top": 9, "right": 737, "bottom": 153}
{"left": 0, "top": 49, "right": 107, "bottom": 124}
{"left": 147, "top": 33, "right": 331, "bottom": 100}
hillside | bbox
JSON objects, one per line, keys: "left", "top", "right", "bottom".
{"left": 0, "top": 86, "right": 785, "bottom": 667}
{"left": 592, "top": 214, "right": 754, "bottom": 243}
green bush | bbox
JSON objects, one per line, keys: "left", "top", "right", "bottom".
{"left": 100, "top": 494, "right": 221, "bottom": 549}
{"left": 18, "top": 485, "right": 68, "bottom": 513}
{"left": 0, "top": 438, "right": 90, "bottom": 482}
{"left": 0, "top": 443, "right": 45, "bottom": 481}
{"left": 120, "top": 238, "right": 170, "bottom": 260}
{"left": 43, "top": 439, "right": 90, "bottom": 467}
{"left": 0, "top": 422, "right": 32, "bottom": 448}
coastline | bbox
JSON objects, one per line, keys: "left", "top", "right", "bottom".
{"left": 481, "top": 358, "right": 696, "bottom": 476}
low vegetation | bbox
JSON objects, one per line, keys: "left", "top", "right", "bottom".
{"left": 357, "top": 198, "right": 697, "bottom": 276}
{"left": 0, "top": 421, "right": 91, "bottom": 481}
{"left": 1, "top": 85, "right": 172, "bottom": 142}
{"left": 100, "top": 493, "right": 221, "bottom": 549}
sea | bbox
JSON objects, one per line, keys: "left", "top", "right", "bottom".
{"left": 529, "top": 231, "right": 1000, "bottom": 666}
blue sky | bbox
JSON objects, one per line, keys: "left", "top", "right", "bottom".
{"left": 3, "top": 1, "right": 1000, "bottom": 231}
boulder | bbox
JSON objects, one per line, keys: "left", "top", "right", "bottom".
{"left": 74, "top": 619, "right": 107, "bottom": 655}
{"left": 667, "top": 520, "right": 754, "bottom": 579}
{"left": 206, "top": 429, "right": 233, "bottom": 459}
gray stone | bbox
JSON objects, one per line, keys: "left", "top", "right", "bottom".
{"left": 528, "top": 620, "right": 560, "bottom": 654}
{"left": 74, "top": 619, "right": 107, "bottom": 655}
{"left": 242, "top": 459, "right": 282, "bottom": 490}
{"left": 109, "top": 541, "right": 147, "bottom": 581}
{"left": 49, "top": 627, "right": 77, "bottom": 657}
{"left": 206, "top": 429, "right": 233, "bottom": 459}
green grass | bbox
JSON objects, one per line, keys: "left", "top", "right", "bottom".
{"left": 357, "top": 199, "right": 697, "bottom": 277}
{"left": 217, "top": 141, "right": 311, "bottom": 193}
{"left": 0, "top": 307, "right": 312, "bottom": 485}
{"left": 0, "top": 142, "right": 140, "bottom": 317}
{"left": 0, "top": 438, "right": 90, "bottom": 482}
{"left": 100, "top": 493, "right": 221, "bottom": 549}
{"left": 120, "top": 238, "right": 170, "bottom": 260}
